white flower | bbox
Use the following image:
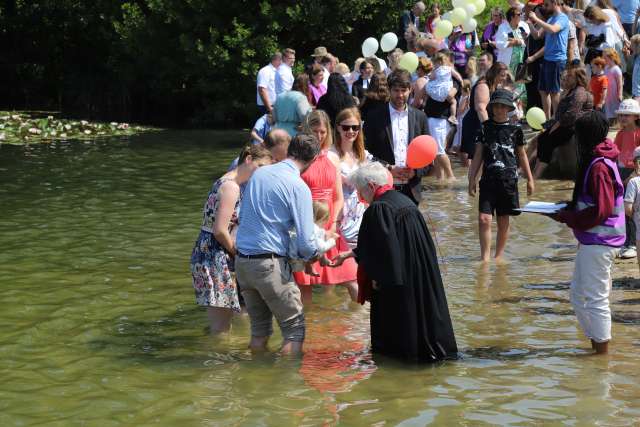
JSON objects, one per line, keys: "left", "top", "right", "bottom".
{"left": 0, "top": 132, "right": 5, "bottom": 140}
{"left": 64, "top": 124, "right": 72, "bottom": 130}
{"left": 47, "top": 116, "right": 54, "bottom": 120}
{"left": 60, "top": 133, "right": 67, "bottom": 138}
{"left": 0, "top": 125, "right": 4, "bottom": 129}
{"left": 29, "top": 127, "right": 41, "bottom": 134}
{"left": 81, "top": 120, "right": 88, "bottom": 126}
{"left": 11, "top": 115, "right": 20, "bottom": 120}
{"left": 50, "top": 130, "right": 57, "bottom": 136}
{"left": 110, "top": 122, "right": 118, "bottom": 126}
{"left": 84, "top": 130, "right": 91, "bottom": 134}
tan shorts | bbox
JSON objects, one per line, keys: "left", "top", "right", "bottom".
{"left": 235, "top": 256, "right": 305, "bottom": 341}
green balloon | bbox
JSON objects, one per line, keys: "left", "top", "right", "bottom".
{"left": 398, "top": 52, "right": 419, "bottom": 73}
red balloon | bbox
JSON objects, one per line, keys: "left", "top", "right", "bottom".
{"left": 406, "top": 135, "right": 437, "bottom": 169}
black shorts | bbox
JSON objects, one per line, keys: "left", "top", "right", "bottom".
{"left": 478, "top": 178, "right": 520, "bottom": 216}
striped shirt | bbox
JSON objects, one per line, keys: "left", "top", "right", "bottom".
{"left": 236, "top": 159, "right": 318, "bottom": 260}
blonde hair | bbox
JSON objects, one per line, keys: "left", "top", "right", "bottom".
{"left": 465, "top": 56, "right": 478, "bottom": 78}
{"left": 433, "top": 52, "right": 450, "bottom": 67}
{"left": 334, "top": 108, "right": 366, "bottom": 163}
{"left": 335, "top": 62, "right": 350, "bottom": 75}
{"left": 584, "top": 6, "right": 609, "bottom": 24}
{"left": 632, "top": 35, "right": 640, "bottom": 55}
{"left": 461, "top": 79, "right": 472, "bottom": 96}
{"left": 603, "top": 48, "right": 621, "bottom": 67}
{"left": 312, "top": 201, "right": 330, "bottom": 224}
{"left": 303, "top": 109, "right": 334, "bottom": 150}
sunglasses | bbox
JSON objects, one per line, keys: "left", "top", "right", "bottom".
{"left": 339, "top": 124, "right": 361, "bottom": 132}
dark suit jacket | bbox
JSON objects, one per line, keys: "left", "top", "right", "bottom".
{"left": 351, "top": 77, "right": 368, "bottom": 104}
{"left": 363, "top": 102, "right": 429, "bottom": 203}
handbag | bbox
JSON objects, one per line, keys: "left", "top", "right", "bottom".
{"left": 515, "top": 62, "right": 532, "bottom": 83}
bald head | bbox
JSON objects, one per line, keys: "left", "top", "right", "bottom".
{"left": 263, "top": 129, "right": 290, "bottom": 162}
{"left": 413, "top": 1, "right": 426, "bottom": 16}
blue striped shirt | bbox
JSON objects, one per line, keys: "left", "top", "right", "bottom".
{"left": 236, "top": 159, "right": 318, "bottom": 260}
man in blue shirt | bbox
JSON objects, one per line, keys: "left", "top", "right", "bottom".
{"left": 235, "top": 133, "right": 320, "bottom": 355}
{"left": 612, "top": 0, "right": 639, "bottom": 37}
{"left": 528, "top": 0, "right": 569, "bottom": 120}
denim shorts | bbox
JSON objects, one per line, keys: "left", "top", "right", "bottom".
{"left": 538, "top": 60, "right": 565, "bottom": 93}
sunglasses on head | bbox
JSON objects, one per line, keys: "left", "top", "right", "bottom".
{"left": 340, "top": 124, "right": 361, "bottom": 132}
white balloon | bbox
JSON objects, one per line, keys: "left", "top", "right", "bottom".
{"left": 361, "top": 37, "right": 379, "bottom": 57}
{"left": 380, "top": 32, "right": 398, "bottom": 52}
{"left": 450, "top": 7, "right": 468, "bottom": 26}
{"left": 462, "top": 18, "right": 478, "bottom": 33}
{"left": 452, "top": 0, "right": 465, "bottom": 7}
{"left": 474, "top": 0, "right": 486, "bottom": 14}
{"left": 464, "top": 3, "right": 477, "bottom": 17}
{"left": 442, "top": 11, "right": 453, "bottom": 22}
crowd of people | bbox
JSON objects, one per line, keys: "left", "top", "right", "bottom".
{"left": 190, "top": 0, "right": 640, "bottom": 362}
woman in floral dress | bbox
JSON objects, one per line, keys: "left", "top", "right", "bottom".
{"left": 190, "top": 145, "right": 272, "bottom": 333}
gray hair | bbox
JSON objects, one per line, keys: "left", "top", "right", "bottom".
{"left": 348, "top": 162, "right": 389, "bottom": 191}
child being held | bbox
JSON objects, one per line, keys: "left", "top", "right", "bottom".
{"left": 289, "top": 201, "right": 336, "bottom": 272}
{"left": 426, "top": 52, "right": 463, "bottom": 126}
{"left": 589, "top": 57, "right": 608, "bottom": 112}
{"left": 624, "top": 147, "right": 640, "bottom": 274}
{"left": 468, "top": 89, "right": 535, "bottom": 262}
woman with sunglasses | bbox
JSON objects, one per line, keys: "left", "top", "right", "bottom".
{"left": 331, "top": 108, "right": 373, "bottom": 251}
{"left": 496, "top": 8, "right": 530, "bottom": 102}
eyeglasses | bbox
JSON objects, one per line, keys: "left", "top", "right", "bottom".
{"left": 339, "top": 124, "right": 361, "bottom": 132}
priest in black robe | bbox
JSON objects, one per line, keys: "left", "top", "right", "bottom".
{"left": 332, "top": 162, "right": 458, "bottom": 363}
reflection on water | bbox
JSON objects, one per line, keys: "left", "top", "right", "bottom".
{"left": 1, "top": 131, "right": 639, "bottom": 426}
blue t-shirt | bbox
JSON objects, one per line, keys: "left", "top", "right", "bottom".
{"left": 544, "top": 13, "right": 569, "bottom": 62}
{"left": 252, "top": 114, "right": 272, "bottom": 144}
{"left": 612, "top": 0, "right": 639, "bottom": 25}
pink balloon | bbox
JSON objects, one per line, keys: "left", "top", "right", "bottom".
{"left": 406, "top": 135, "right": 437, "bottom": 169}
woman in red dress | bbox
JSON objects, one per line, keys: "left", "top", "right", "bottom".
{"left": 294, "top": 110, "right": 358, "bottom": 304}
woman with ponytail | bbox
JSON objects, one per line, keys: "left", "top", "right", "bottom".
{"left": 550, "top": 111, "right": 624, "bottom": 354}
{"left": 190, "top": 145, "right": 273, "bottom": 334}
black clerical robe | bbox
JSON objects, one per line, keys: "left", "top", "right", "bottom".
{"left": 355, "top": 190, "right": 458, "bottom": 362}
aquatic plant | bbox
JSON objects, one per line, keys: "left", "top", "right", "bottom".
{"left": 0, "top": 112, "right": 157, "bottom": 145}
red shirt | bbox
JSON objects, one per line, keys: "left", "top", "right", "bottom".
{"left": 590, "top": 74, "right": 608, "bottom": 107}
{"left": 614, "top": 128, "right": 640, "bottom": 168}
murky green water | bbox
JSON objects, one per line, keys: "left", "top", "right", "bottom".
{"left": 1, "top": 130, "right": 639, "bottom": 426}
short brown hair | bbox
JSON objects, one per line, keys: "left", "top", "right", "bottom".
{"left": 238, "top": 144, "right": 273, "bottom": 164}
{"left": 283, "top": 48, "right": 295, "bottom": 57}
{"left": 590, "top": 56, "right": 606, "bottom": 67}
{"left": 387, "top": 69, "right": 412, "bottom": 89}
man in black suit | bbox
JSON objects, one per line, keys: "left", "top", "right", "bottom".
{"left": 351, "top": 59, "right": 375, "bottom": 104}
{"left": 363, "top": 69, "right": 429, "bottom": 205}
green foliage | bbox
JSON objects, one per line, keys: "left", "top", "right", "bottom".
{"left": 0, "top": 0, "right": 498, "bottom": 127}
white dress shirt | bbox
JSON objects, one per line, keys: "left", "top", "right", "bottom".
{"left": 256, "top": 63, "right": 277, "bottom": 106}
{"left": 389, "top": 103, "right": 409, "bottom": 183}
{"left": 322, "top": 66, "right": 330, "bottom": 87}
{"left": 275, "top": 63, "right": 294, "bottom": 96}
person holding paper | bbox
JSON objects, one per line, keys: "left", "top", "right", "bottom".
{"left": 468, "top": 89, "right": 534, "bottom": 262}
{"left": 549, "top": 111, "right": 624, "bottom": 355}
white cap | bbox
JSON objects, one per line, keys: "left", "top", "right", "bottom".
{"left": 616, "top": 99, "right": 640, "bottom": 116}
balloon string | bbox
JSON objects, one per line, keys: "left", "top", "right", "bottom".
{"left": 423, "top": 195, "right": 448, "bottom": 276}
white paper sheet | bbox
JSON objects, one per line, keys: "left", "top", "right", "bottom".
{"left": 516, "top": 201, "right": 567, "bottom": 214}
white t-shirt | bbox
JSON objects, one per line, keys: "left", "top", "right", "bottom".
{"left": 275, "top": 63, "right": 294, "bottom": 96}
{"left": 624, "top": 176, "right": 640, "bottom": 240}
{"left": 256, "top": 64, "right": 277, "bottom": 106}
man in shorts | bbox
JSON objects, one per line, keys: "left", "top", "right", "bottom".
{"left": 527, "top": 0, "right": 570, "bottom": 120}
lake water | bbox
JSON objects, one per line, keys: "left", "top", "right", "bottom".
{"left": 1, "top": 130, "right": 639, "bottom": 426}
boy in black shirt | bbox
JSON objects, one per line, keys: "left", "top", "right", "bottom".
{"left": 468, "top": 89, "right": 535, "bottom": 262}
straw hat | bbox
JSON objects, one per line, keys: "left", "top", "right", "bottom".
{"left": 616, "top": 99, "right": 640, "bottom": 115}
{"left": 311, "top": 46, "right": 328, "bottom": 57}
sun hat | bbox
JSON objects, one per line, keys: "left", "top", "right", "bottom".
{"left": 616, "top": 99, "right": 640, "bottom": 116}
{"left": 311, "top": 46, "right": 329, "bottom": 57}
{"left": 488, "top": 88, "right": 516, "bottom": 112}
{"left": 634, "top": 146, "right": 640, "bottom": 161}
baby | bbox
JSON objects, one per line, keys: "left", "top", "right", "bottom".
{"left": 426, "top": 52, "right": 463, "bottom": 125}
{"left": 289, "top": 200, "right": 337, "bottom": 272}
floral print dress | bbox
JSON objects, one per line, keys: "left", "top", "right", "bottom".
{"left": 190, "top": 177, "right": 241, "bottom": 311}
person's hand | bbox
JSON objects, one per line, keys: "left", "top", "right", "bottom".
{"left": 304, "top": 262, "right": 320, "bottom": 276}
{"left": 528, "top": 11, "right": 539, "bottom": 23}
{"left": 468, "top": 182, "right": 476, "bottom": 197}
{"left": 319, "top": 255, "right": 333, "bottom": 267}
{"left": 526, "top": 56, "right": 534, "bottom": 64}
{"left": 527, "top": 180, "right": 535, "bottom": 196}
{"left": 402, "top": 167, "right": 416, "bottom": 180}
{"left": 331, "top": 251, "right": 353, "bottom": 267}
